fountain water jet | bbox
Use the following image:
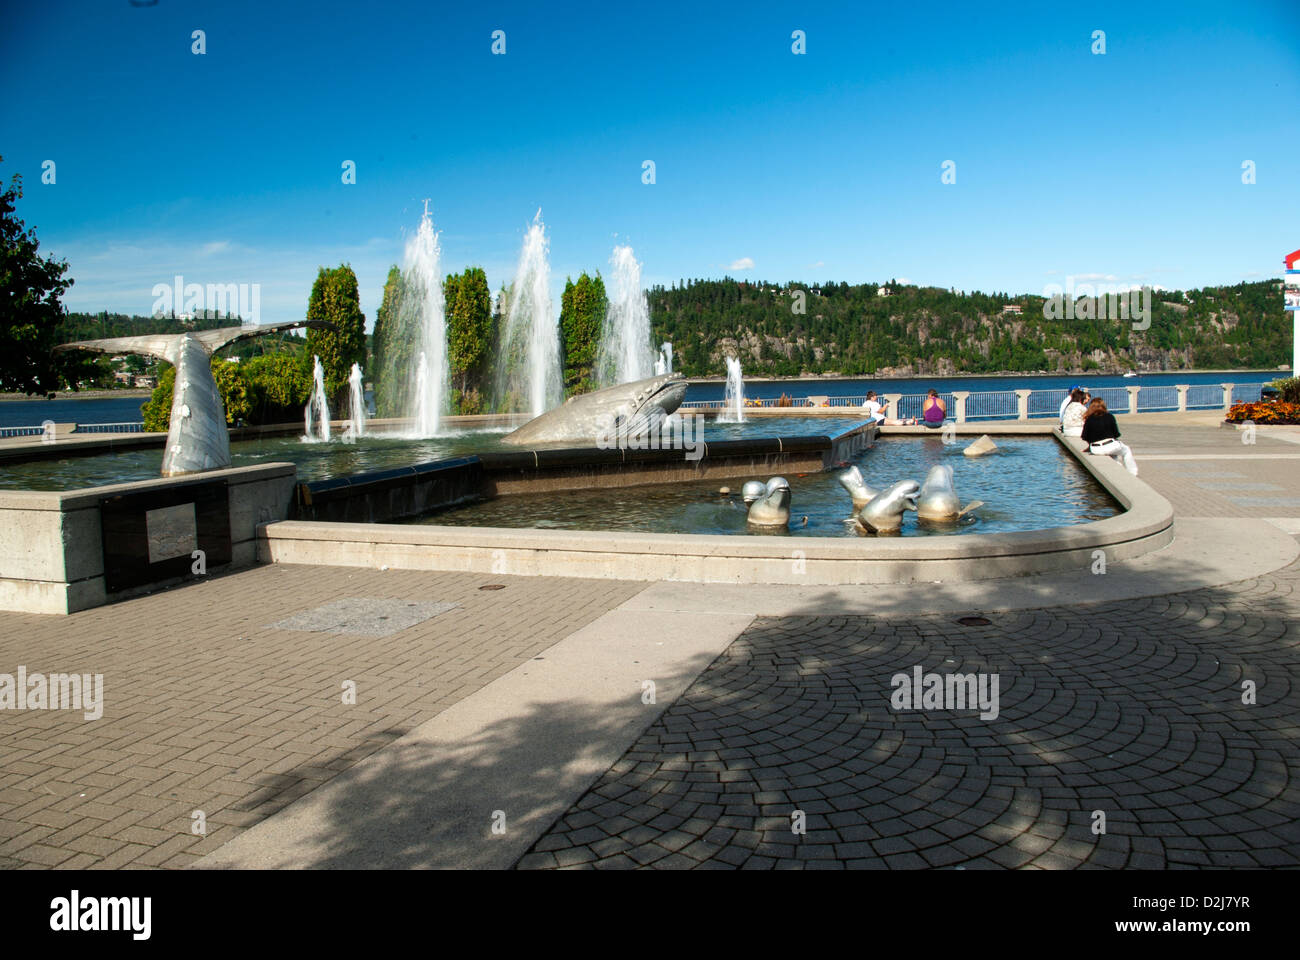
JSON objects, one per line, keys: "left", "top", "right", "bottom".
{"left": 304, "top": 355, "right": 331, "bottom": 441}
{"left": 497, "top": 210, "right": 561, "bottom": 417}
{"left": 718, "top": 356, "right": 746, "bottom": 423}
{"left": 345, "top": 362, "right": 367, "bottom": 440}
{"left": 597, "top": 245, "right": 656, "bottom": 387}
{"left": 401, "top": 201, "right": 447, "bottom": 437}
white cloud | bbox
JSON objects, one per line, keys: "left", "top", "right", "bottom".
{"left": 200, "top": 240, "right": 231, "bottom": 256}
{"left": 729, "top": 257, "right": 754, "bottom": 271}
{"left": 896, "top": 277, "right": 912, "bottom": 285}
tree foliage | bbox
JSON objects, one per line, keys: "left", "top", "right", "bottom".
{"left": 303, "top": 264, "right": 366, "bottom": 406}
{"left": 0, "top": 157, "right": 74, "bottom": 394}
{"left": 560, "top": 272, "right": 607, "bottom": 394}
{"left": 444, "top": 267, "right": 493, "bottom": 413}
{"left": 647, "top": 278, "right": 1291, "bottom": 378}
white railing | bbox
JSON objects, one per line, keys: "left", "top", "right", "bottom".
{"left": 74, "top": 422, "right": 145, "bottom": 434}
{"left": 680, "top": 383, "right": 1266, "bottom": 421}
{"left": 0, "top": 421, "right": 145, "bottom": 439}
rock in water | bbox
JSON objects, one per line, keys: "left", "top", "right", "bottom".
{"left": 964, "top": 434, "right": 998, "bottom": 457}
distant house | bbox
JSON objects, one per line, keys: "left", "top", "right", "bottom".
{"left": 113, "top": 371, "right": 132, "bottom": 385}
{"left": 877, "top": 286, "right": 891, "bottom": 297}
{"left": 1001, "top": 304, "right": 1023, "bottom": 315}
{"left": 135, "top": 376, "right": 156, "bottom": 389}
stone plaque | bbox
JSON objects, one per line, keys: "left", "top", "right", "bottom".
{"left": 145, "top": 502, "right": 198, "bottom": 563}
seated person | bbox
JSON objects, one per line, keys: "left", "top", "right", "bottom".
{"left": 1061, "top": 389, "right": 1088, "bottom": 437}
{"left": 862, "top": 390, "right": 916, "bottom": 425}
{"left": 1080, "top": 398, "right": 1138, "bottom": 476}
{"left": 921, "top": 389, "right": 946, "bottom": 428}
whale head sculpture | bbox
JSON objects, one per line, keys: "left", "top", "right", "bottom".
{"left": 55, "top": 321, "right": 335, "bottom": 477}
{"left": 741, "top": 480, "right": 767, "bottom": 504}
{"left": 501, "top": 373, "right": 688, "bottom": 446}
{"left": 746, "top": 476, "right": 791, "bottom": 528}
{"left": 856, "top": 479, "right": 919, "bottom": 535}
{"left": 916, "top": 463, "right": 963, "bottom": 523}
{"left": 837, "top": 465, "right": 879, "bottom": 509}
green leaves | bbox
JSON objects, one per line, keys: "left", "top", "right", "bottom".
{"left": 560, "top": 272, "right": 607, "bottom": 394}
{"left": 0, "top": 157, "right": 73, "bottom": 395}
{"left": 303, "top": 264, "right": 366, "bottom": 406}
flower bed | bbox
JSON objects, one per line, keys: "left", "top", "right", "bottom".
{"left": 1226, "top": 400, "right": 1300, "bottom": 424}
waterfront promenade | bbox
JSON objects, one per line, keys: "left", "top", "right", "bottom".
{"left": 0, "top": 416, "right": 1297, "bottom": 869}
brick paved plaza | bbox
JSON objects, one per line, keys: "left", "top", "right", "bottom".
{"left": 1, "top": 421, "right": 1297, "bottom": 869}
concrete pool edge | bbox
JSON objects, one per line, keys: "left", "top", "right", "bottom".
{"left": 255, "top": 428, "right": 1177, "bottom": 585}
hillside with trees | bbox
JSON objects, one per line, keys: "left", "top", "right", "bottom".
{"left": 649, "top": 278, "right": 1290, "bottom": 379}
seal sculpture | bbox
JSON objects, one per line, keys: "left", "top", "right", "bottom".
{"left": 55, "top": 321, "right": 334, "bottom": 477}
{"left": 501, "top": 373, "right": 687, "bottom": 446}
{"left": 746, "top": 476, "right": 791, "bottom": 528}
{"left": 741, "top": 480, "right": 767, "bottom": 504}
{"left": 856, "top": 479, "right": 919, "bottom": 534}
{"left": 915, "top": 463, "right": 983, "bottom": 523}
{"left": 837, "top": 465, "right": 880, "bottom": 509}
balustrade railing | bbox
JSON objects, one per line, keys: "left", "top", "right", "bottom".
{"left": 677, "top": 382, "right": 1266, "bottom": 421}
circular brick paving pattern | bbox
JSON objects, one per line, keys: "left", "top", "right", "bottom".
{"left": 518, "top": 561, "right": 1300, "bottom": 869}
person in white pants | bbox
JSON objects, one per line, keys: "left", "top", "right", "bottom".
{"left": 1079, "top": 398, "right": 1138, "bottom": 476}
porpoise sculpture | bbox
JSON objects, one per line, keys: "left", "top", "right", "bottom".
{"left": 856, "top": 479, "right": 919, "bottom": 535}
{"left": 837, "top": 465, "right": 880, "bottom": 509}
{"left": 746, "top": 476, "right": 791, "bottom": 527}
{"left": 55, "top": 321, "right": 334, "bottom": 477}
{"left": 501, "top": 373, "right": 688, "bottom": 446}
{"left": 915, "top": 463, "right": 983, "bottom": 523}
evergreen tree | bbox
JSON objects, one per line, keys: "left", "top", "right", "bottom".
{"left": 304, "top": 264, "right": 367, "bottom": 407}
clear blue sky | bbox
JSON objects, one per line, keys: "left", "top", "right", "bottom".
{"left": 2, "top": 0, "right": 1297, "bottom": 329}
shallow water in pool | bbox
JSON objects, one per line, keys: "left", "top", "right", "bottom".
{"left": 417, "top": 435, "right": 1119, "bottom": 537}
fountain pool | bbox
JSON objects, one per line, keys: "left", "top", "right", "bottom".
{"left": 413, "top": 435, "right": 1119, "bottom": 537}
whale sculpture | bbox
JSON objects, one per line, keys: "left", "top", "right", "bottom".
{"left": 746, "top": 476, "right": 791, "bottom": 527}
{"left": 55, "top": 321, "right": 334, "bottom": 477}
{"left": 856, "top": 479, "right": 919, "bottom": 534}
{"left": 502, "top": 373, "right": 687, "bottom": 446}
{"left": 837, "top": 465, "right": 880, "bottom": 509}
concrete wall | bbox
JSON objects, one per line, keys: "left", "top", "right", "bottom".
{"left": 0, "top": 463, "right": 296, "bottom": 615}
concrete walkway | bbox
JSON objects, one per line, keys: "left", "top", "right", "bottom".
{"left": 1, "top": 418, "right": 1297, "bottom": 869}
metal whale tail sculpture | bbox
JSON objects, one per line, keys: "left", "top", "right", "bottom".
{"left": 55, "top": 321, "right": 335, "bottom": 477}
{"left": 746, "top": 476, "right": 791, "bottom": 528}
{"left": 838, "top": 465, "right": 879, "bottom": 509}
{"left": 856, "top": 479, "right": 919, "bottom": 535}
{"left": 501, "top": 373, "right": 687, "bottom": 446}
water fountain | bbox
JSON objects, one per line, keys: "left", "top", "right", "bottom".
{"left": 718, "top": 356, "right": 746, "bottom": 423}
{"left": 497, "top": 210, "right": 561, "bottom": 417}
{"left": 597, "top": 245, "right": 656, "bottom": 387}
{"left": 402, "top": 201, "right": 447, "bottom": 437}
{"left": 304, "top": 355, "right": 331, "bottom": 442}
{"left": 345, "top": 362, "right": 367, "bottom": 441}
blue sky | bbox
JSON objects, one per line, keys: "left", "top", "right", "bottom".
{"left": 2, "top": 0, "right": 1297, "bottom": 329}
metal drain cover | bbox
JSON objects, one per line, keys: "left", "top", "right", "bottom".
{"left": 956, "top": 615, "right": 992, "bottom": 626}
{"left": 269, "top": 598, "right": 458, "bottom": 636}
